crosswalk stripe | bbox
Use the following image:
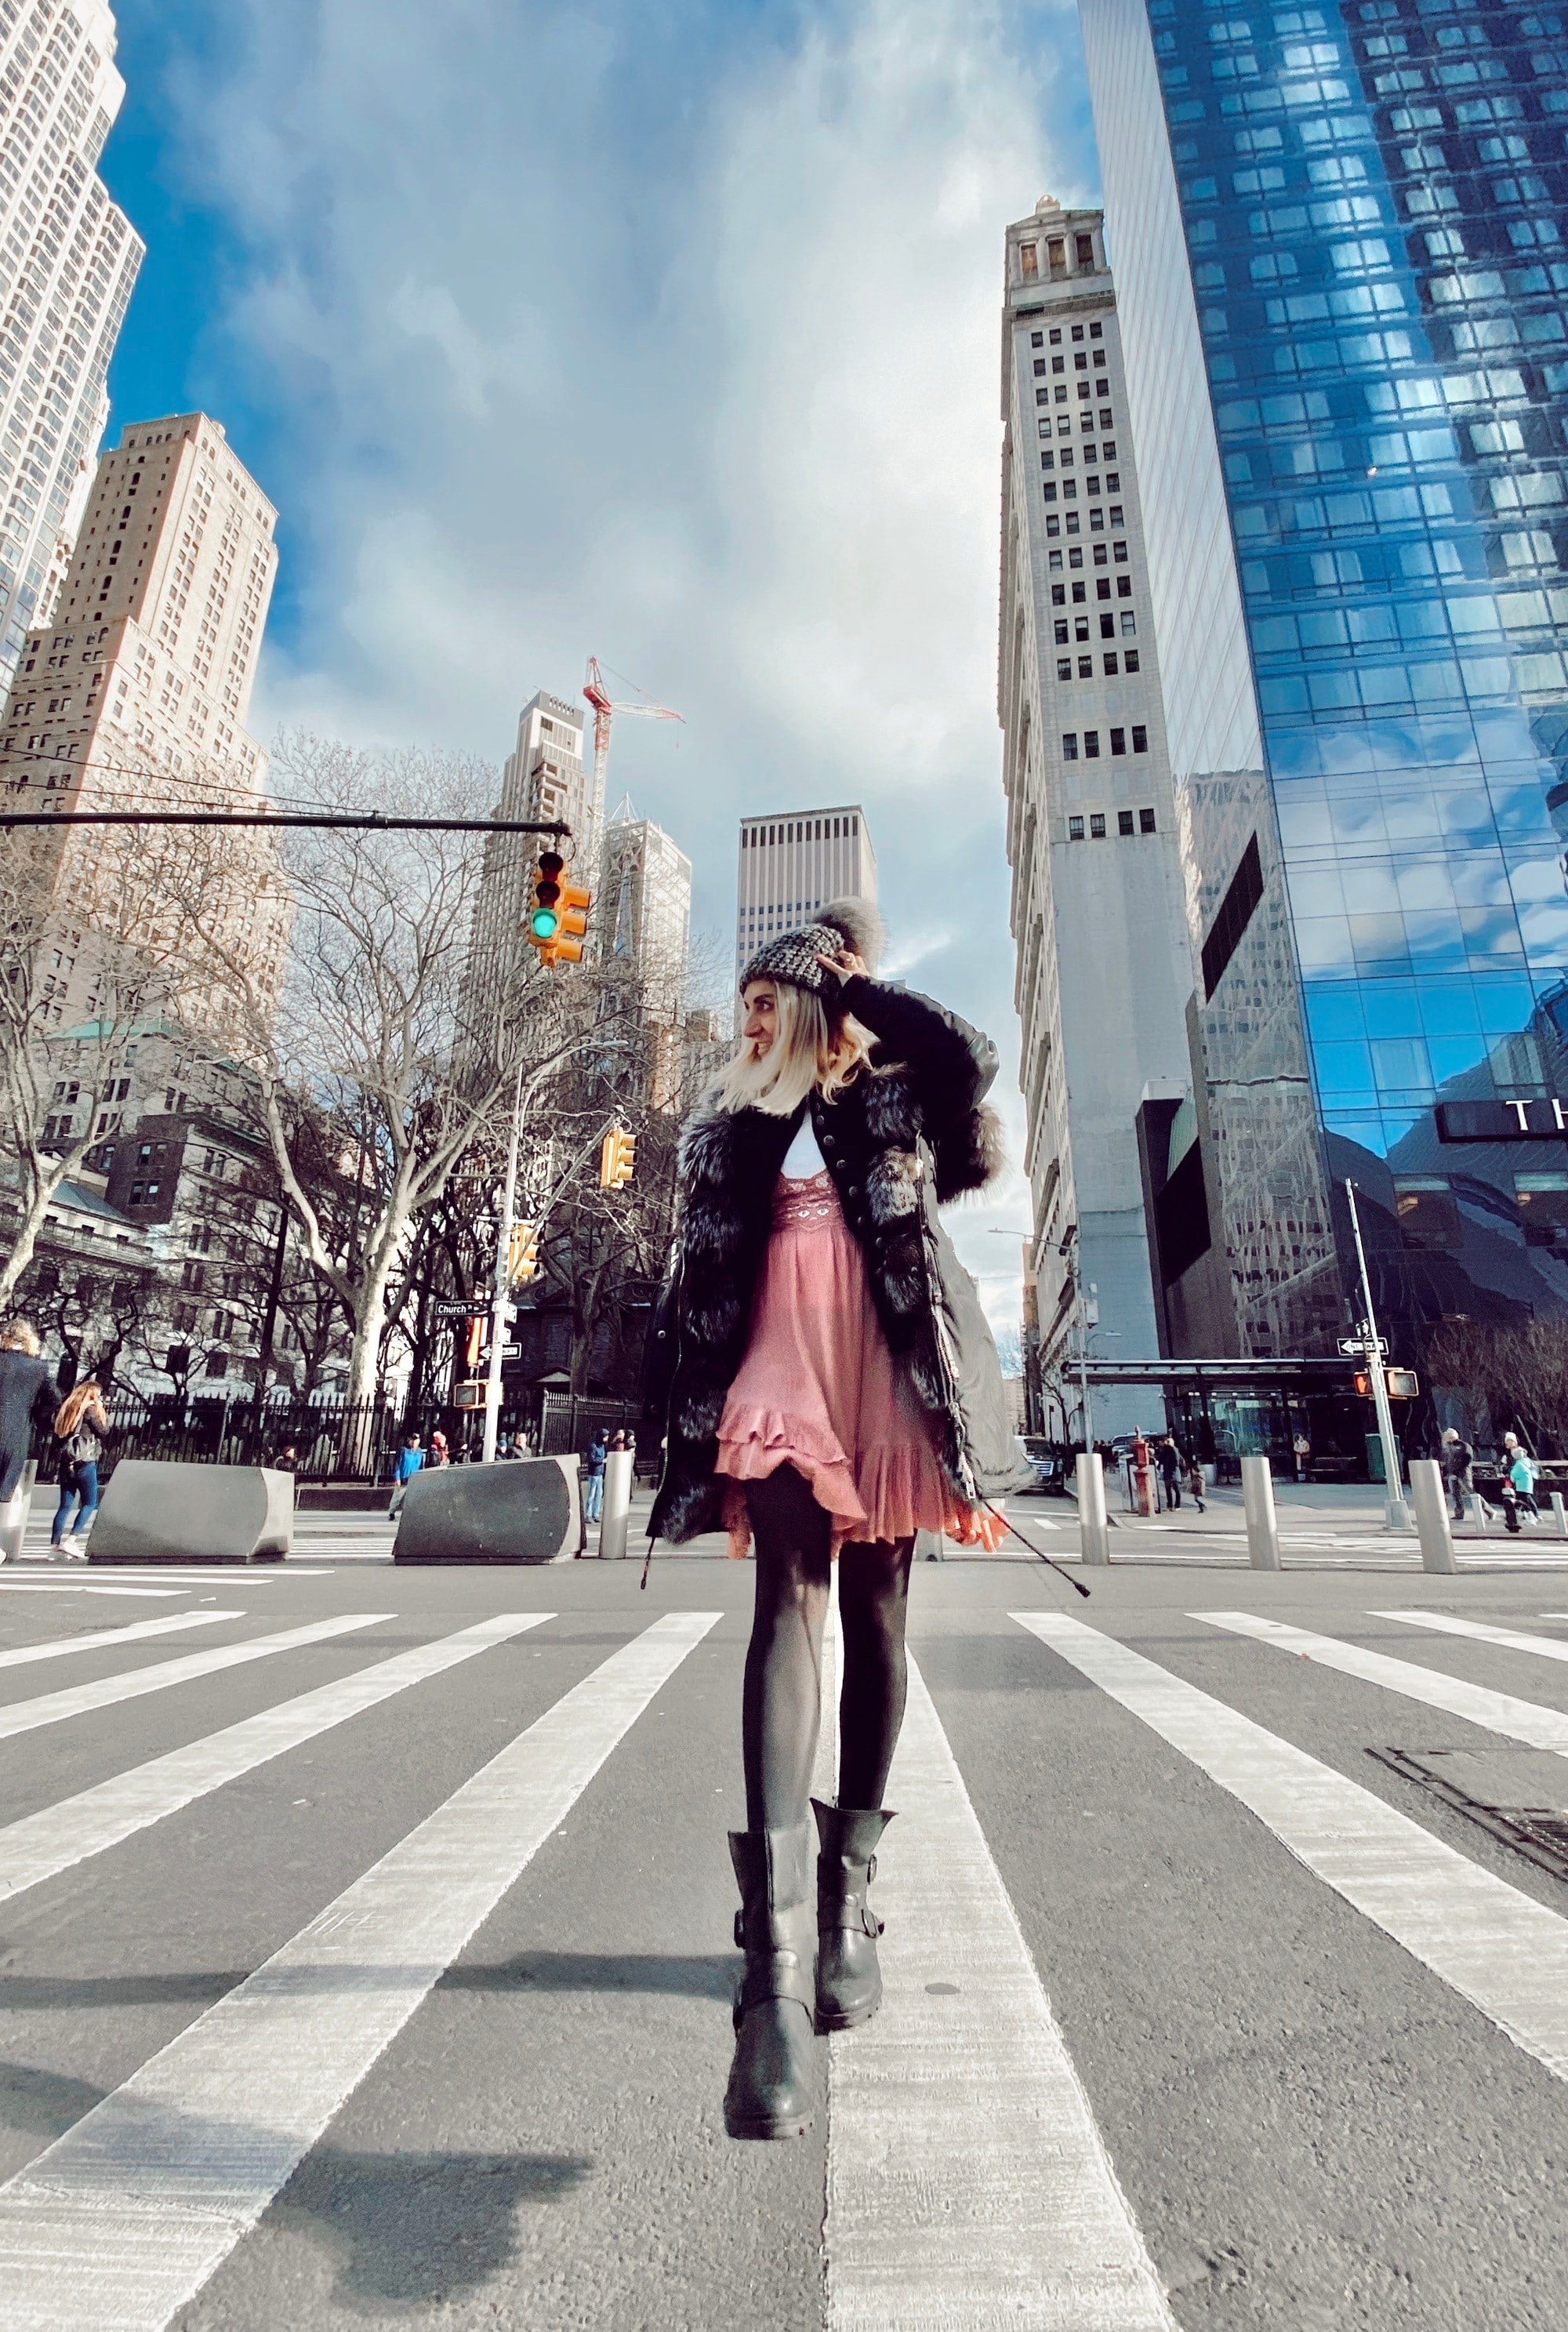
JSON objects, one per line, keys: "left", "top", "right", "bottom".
{"left": 825, "top": 1649, "right": 1176, "bottom": 2332}
{"left": 0, "top": 1611, "right": 241, "bottom": 1674}
{"left": 0, "top": 1609, "right": 719, "bottom": 2332}
{"left": 0, "top": 1582, "right": 188, "bottom": 1598}
{"left": 0, "top": 1611, "right": 552, "bottom": 1906}
{"left": 1196, "top": 1611, "right": 1568, "bottom": 1756}
{"left": 1368, "top": 1610, "right": 1568, "bottom": 1666}
{"left": 0, "top": 1612, "right": 394, "bottom": 1745}
{"left": 1014, "top": 1611, "right": 1568, "bottom": 2086}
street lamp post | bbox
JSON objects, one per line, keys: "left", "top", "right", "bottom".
{"left": 1345, "top": 1177, "right": 1412, "bottom": 1532}
{"left": 481, "top": 1061, "right": 525, "bottom": 1464}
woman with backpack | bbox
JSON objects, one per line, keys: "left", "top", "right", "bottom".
{"left": 51, "top": 1378, "right": 109, "bottom": 1559}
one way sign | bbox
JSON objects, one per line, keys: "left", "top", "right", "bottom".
{"left": 1338, "top": 1334, "right": 1388, "bottom": 1357}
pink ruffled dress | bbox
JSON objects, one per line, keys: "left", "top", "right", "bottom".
{"left": 713, "top": 1168, "right": 1004, "bottom": 1558}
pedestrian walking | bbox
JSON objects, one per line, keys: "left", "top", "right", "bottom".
{"left": 644, "top": 896, "right": 1029, "bottom": 2141}
{"left": 1500, "top": 1431, "right": 1538, "bottom": 1533}
{"left": 583, "top": 1431, "right": 608, "bottom": 1522}
{"left": 387, "top": 1432, "right": 423, "bottom": 1517}
{"left": 496, "top": 1432, "right": 524, "bottom": 1461}
{"left": 1156, "top": 1434, "right": 1182, "bottom": 1511}
{"left": 0, "top": 1319, "right": 56, "bottom": 1564}
{"left": 1292, "top": 1431, "right": 1311, "bottom": 1484}
{"left": 49, "top": 1378, "right": 109, "bottom": 1559}
{"left": 429, "top": 1429, "right": 451, "bottom": 1468}
{"left": 1187, "top": 1455, "right": 1207, "bottom": 1513}
{"left": 1440, "top": 1426, "right": 1472, "bottom": 1523}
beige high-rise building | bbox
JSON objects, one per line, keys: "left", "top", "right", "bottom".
{"left": 0, "top": 1, "right": 143, "bottom": 696}
{"left": 735, "top": 805, "right": 877, "bottom": 990}
{"left": 461, "top": 690, "right": 586, "bottom": 1061}
{"left": 600, "top": 801, "right": 692, "bottom": 1110}
{"left": 0, "top": 412, "right": 288, "bottom": 1027}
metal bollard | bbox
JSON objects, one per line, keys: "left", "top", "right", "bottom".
{"left": 597, "top": 1448, "right": 634, "bottom": 1561}
{"left": 1241, "top": 1454, "right": 1281, "bottom": 1570}
{"left": 1409, "top": 1457, "right": 1458, "bottom": 1575}
{"left": 1076, "top": 1451, "right": 1110, "bottom": 1567}
{"left": 1552, "top": 1491, "right": 1568, "bottom": 1542}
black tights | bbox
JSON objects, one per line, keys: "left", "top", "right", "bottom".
{"left": 741, "top": 1464, "right": 914, "bottom": 1831}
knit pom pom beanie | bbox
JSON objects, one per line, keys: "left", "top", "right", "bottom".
{"left": 739, "top": 895, "right": 884, "bottom": 997}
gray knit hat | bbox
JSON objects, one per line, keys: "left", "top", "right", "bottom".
{"left": 739, "top": 895, "right": 883, "bottom": 997}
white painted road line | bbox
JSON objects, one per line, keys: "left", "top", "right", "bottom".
{"left": 1369, "top": 1609, "right": 1568, "bottom": 1667}
{"left": 825, "top": 1650, "right": 1176, "bottom": 2332}
{"left": 0, "top": 1611, "right": 552, "bottom": 1905}
{"left": 0, "top": 1612, "right": 394, "bottom": 1745}
{"left": 0, "top": 1611, "right": 241, "bottom": 1675}
{"left": 1014, "top": 1611, "right": 1568, "bottom": 2087}
{"left": 1196, "top": 1611, "right": 1568, "bottom": 1756}
{"left": 0, "top": 1609, "right": 719, "bottom": 2332}
{"left": 0, "top": 1582, "right": 187, "bottom": 1598}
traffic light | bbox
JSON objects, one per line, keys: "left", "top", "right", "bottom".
{"left": 463, "top": 1313, "right": 486, "bottom": 1370}
{"left": 507, "top": 1219, "right": 539, "bottom": 1284}
{"left": 599, "top": 1124, "right": 636, "bottom": 1189}
{"left": 552, "top": 880, "right": 592, "bottom": 964}
{"left": 528, "top": 851, "right": 564, "bottom": 954}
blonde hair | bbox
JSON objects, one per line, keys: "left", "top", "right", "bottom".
{"left": 713, "top": 981, "right": 877, "bottom": 1117}
{"left": 54, "top": 1380, "right": 104, "bottom": 1438}
{"left": 0, "top": 1319, "right": 40, "bottom": 1356}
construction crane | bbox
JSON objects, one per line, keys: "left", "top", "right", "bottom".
{"left": 582, "top": 658, "right": 683, "bottom": 866}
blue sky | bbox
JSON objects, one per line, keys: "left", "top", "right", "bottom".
{"left": 97, "top": 0, "right": 1100, "bottom": 1323}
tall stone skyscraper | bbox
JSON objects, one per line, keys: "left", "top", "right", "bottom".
{"left": 0, "top": 1, "right": 143, "bottom": 698}
{"left": 998, "top": 198, "right": 1196, "bottom": 1433}
{"left": 1078, "top": 0, "right": 1568, "bottom": 1373}
{"left": 735, "top": 805, "right": 877, "bottom": 990}
{"left": 462, "top": 691, "right": 587, "bottom": 1059}
{"left": 601, "top": 803, "right": 692, "bottom": 1109}
{"left": 0, "top": 412, "right": 287, "bottom": 1027}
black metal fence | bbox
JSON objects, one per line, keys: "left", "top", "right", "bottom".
{"left": 29, "top": 1384, "right": 649, "bottom": 1485}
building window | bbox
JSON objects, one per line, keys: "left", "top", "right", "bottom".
{"left": 1046, "top": 517, "right": 1060, "bottom": 537}
{"left": 1049, "top": 328, "right": 1062, "bottom": 344}
{"left": 1048, "top": 550, "right": 1063, "bottom": 572}
{"left": 1104, "top": 653, "right": 1119, "bottom": 675}
{"left": 1054, "top": 619, "right": 1069, "bottom": 642}
{"left": 1101, "top": 614, "right": 1116, "bottom": 640}
{"left": 1058, "top": 657, "right": 1073, "bottom": 680}
{"left": 1117, "top": 576, "right": 1132, "bottom": 598}
{"left": 1030, "top": 330, "right": 1044, "bottom": 347}
{"left": 1078, "top": 656, "right": 1093, "bottom": 677}
{"left": 1126, "top": 650, "right": 1141, "bottom": 673}
{"left": 1109, "top": 504, "right": 1123, "bottom": 525}
{"left": 1394, "top": 1178, "right": 1461, "bottom": 1254}
{"left": 1052, "top": 355, "right": 1065, "bottom": 374}
{"left": 1084, "top": 730, "right": 1101, "bottom": 758}
{"left": 1021, "top": 243, "right": 1040, "bottom": 278}
{"left": 1132, "top": 725, "right": 1148, "bottom": 753}
{"left": 1051, "top": 586, "right": 1065, "bottom": 606}
{"left": 1118, "top": 809, "right": 1134, "bottom": 836}
{"left": 1090, "top": 812, "right": 1107, "bottom": 837}
{"left": 1068, "top": 815, "right": 1085, "bottom": 840}
{"left": 1140, "top": 808, "right": 1156, "bottom": 834}
{"left": 1062, "top": 733, "right": 1078, "bottom": 760}
{"left": 1043, "top": 483, "right": 1058, "bottom": 503}
{"left": 1111, "top": 728, "right": 1127, "bottom": 756}
{"left": 1114, "top": 541, "right": 1128, "bottom": 562}
{"left": 1033, "top": 358, "right": 1047, "bottom": 377}
{"left": 1069, "top": 549, "right": 1083, "bottom": 570}
{"left": 1516, "top": 1172, "right": 1568, "bottom": 1250}
{"left": 1066, "top": 514, "right": 1080, "bottom": 534}
{"left": 1076, "top": 234, "right": 1094, "bottom": 264}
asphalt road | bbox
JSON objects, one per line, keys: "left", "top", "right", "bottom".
{"left": 2, "top": 1542, "right": 1567, "bottom": 2330}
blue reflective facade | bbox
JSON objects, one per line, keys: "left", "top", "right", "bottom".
{"left": 1081, "top": 0, "right": 1568, "bottom": 1354}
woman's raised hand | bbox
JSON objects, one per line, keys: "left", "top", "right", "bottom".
{"left": 817, "top": 948, "right": 869, "bottom": 982}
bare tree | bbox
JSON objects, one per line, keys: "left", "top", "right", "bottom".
{"left": 0, "top": 809, "right": 267, "bottom": 1310}
{"left": 1425, "top": 1314, "right": 1568, "bottom": 1456}
{"left": 191, "top": 736, "right": 630, "bottom": 1428}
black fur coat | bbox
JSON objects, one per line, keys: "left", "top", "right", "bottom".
{"left": 644, "top": 975, "right": 1030, "bottom": 1545}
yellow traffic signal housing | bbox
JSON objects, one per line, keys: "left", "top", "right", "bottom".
{"left": 599, "top": 1124, "right": 636, "bottom": 1189}
{"left": 507, "top": 1219, "right": 539, "bottom": 1284}
{"left": 552, "top": 881, "right": 592, "bottom": 964}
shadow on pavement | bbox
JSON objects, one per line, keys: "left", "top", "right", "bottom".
{"left": 0, "top": 1950, "right": 735, "bottom": 2014}
{"left": 0, "top": 2058, "right": 592, "bottom": 2312}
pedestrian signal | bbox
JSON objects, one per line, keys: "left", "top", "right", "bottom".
{"left": 599, "top": 1124, "right": 636, "bottom": 1189}
{"left": 507, "top": 1219, "right": 539, "bottom": 1284}
{"left": 528, "top": 851, "right": 564, "bottom": 954}
{"left": 552, "top": 880, "right": 592, "bottom": 964}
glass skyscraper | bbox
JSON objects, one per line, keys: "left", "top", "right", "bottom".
{"left": 1080, "top": 0, "right": 1568, "bottom": 1369}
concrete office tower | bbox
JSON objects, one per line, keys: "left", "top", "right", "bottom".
{"left": 0, "top": 1, "right": 143, "bottom": 696}
{"left": 999, "top": 198, "right": 1196, "bottom": 1434}
{"left": 735, "top": 805, "right": 877, "bottom": 989}
{"left": 601, "top": 802, "right": 692, "bottom": 1109}
{"left": 1079, "top": 0, "right": 1568, "bottom": 1368}
{"left": 462, "top": 691, "right": 587, "bottom": 1059}
{"left": 0, "top": 412, "right": 287, "bottom": 1028}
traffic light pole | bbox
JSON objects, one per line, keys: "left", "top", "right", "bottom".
{"left": 1345, "top": 1177, "right": 1412, "bottom": 1531}
{"left": 482, "top": 1059, "right": 525, "bottom": 1462}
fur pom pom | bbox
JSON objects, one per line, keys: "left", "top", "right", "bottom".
{"left": 820, "top": 895, "right": 884, "bottom": 974}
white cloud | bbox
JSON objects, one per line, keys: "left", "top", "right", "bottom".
{"left": 165, "top": 0, "right": 1087, "bottom": 1323}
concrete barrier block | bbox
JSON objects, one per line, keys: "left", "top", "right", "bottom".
{"left": 393, "top": 1455, "right": 581, "bottom": 1565}
{"left": 88, "top": 1461, "right": 293, "bottom": 1564}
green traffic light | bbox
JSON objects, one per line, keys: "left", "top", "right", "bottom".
{"left": 530, "top": 906, "right": 560, "bottom": 939}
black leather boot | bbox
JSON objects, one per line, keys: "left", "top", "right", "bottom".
{"left": 812, "top": 1800, "right": 895, "bottom": 2032}
{"left": 724, "top": 1825, "right": 817, "bottom": 2139}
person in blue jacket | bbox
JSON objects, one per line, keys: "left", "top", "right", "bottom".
{"left": 388, "top": 1431, "right": 423, "bottom": 1517}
